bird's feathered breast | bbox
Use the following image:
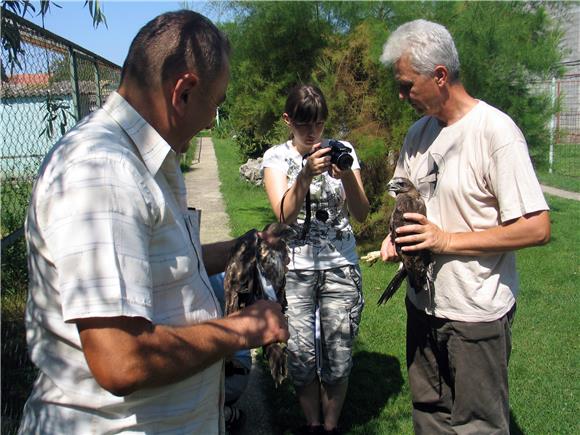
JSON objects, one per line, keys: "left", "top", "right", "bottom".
{"left": 391, "top": 190, "right": 426, "bottom": 257}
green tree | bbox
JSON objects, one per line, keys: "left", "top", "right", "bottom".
{"left": 215, "top": 2, "right": 332, "bottom": 157}
{"left": 214, "top": 0, "right": 565, "bottom": 242}
{"left": 443, "top": 1, "right": 563, "bottom": 164}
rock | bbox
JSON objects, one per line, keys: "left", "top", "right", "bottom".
{"left": 239, "top": 158, "right": 264, "bottom": 186}
{"left": 387, "top": 149, "right": 397, "bottom": 168}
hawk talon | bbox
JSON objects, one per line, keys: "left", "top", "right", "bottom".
{"left": 361, "top": 250, "right": 381, "bottom": 266}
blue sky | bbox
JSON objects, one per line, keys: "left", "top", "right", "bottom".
{"left": 27, "top": 1, "right": 218, "bottom": 66}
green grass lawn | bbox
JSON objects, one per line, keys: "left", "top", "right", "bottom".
{"left": 536, "top": 142, "right": 580, "bottom": 192}
{"left": 213, "top": 137, "right": 277, "bottom": 236}
{"left": 214, "top": 137, "right": 579, "bottom": 434}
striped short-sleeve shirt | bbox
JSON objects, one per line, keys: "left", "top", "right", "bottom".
{"left": 20, "top": 92, "right": 225, "bottom": 434}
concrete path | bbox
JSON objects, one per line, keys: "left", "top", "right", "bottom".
{"left": 184, "top": 137, "right": 232, "bottom": 243}
{"left": 541, "top": 184, "right": 580, "bottom": 201}
{"left": 183, "top": 137, "right": 276, "bottom": 434}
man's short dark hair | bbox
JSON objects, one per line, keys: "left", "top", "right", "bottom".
{"left": 120, "top": 10, "right": 231, "bottom": 89}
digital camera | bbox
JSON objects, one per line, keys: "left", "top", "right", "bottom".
{"left": 324, "top": 140, "right": 353, "bottom": 170}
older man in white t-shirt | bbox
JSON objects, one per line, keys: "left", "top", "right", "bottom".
{"left": 19, "top": 11, "right": 288, "bottom": 434}
{"left": 379, "top": 20, "right": 550, "bottom": 435}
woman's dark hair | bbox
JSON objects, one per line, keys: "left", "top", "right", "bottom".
{"left": 284, "top": 84, "right": 328, "bottom": 123}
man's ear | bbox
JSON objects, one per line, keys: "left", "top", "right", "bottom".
{"left": 434, "top": 66, "right": 448, "bottom": 87}
{"left": 172, "top": 72, "right": 200, "bottom": 116}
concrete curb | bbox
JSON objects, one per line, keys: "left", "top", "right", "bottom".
{"left": 541, "top": 184, "right": 580, "bottom": 201}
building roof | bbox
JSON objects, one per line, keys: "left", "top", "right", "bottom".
{"left": 1, "top": 79, "right": 116, "bottom": 99}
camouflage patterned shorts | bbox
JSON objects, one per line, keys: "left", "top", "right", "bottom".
{"left": 285, "top": 264, "right": 364, "bottom": 386}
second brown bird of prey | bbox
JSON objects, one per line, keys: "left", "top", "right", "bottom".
{"left": 223, "top": 222, "right": 295, "bottom": 386}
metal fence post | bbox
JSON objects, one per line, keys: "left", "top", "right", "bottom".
{"left": 68, "top": 47, "right": 81, "bottom": 121}
{"left": 94, "top": 61, "right": 102, "bottom": 107}
{"left": 549, "top": 76, "right": 556, "bottom": 174}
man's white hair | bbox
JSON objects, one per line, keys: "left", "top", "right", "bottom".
{"left": 380, "top": 19, "right": 460, "bottom": 81}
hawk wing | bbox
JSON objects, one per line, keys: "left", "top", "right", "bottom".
{"left": 257, "top": 227, "right": 291, "bottom": 312}
{"left": 224, "top": 230, "right": 259, "bottom": 315}
{"left": 223, "top": 224, "right": 294, "bottom": 386}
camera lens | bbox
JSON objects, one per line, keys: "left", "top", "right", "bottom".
{"left": 335, "top": 154, "right": 354, "bottom": 170}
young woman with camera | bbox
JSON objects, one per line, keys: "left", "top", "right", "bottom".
{"left": 262, "top": 84, "right": 369, "bottom": 434}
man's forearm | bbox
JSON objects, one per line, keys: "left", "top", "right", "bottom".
{"left": 77, "top": 316, "right": 242, "bottom": 396}
{"left": 443, "top": 210, "right": 550, "bottom": 256}
{"left": 396, "top": 210, "right": 550, "bottom": 256}
{"left": 121, "top": 318, "right": 248, "bottom": 392}
{"left": 77, "top": 300, "right": 286, "bottom": 396}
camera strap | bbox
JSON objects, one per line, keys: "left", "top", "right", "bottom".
{"left": 279, "top": 155, "right": 311, "bottom": 241}
{"left": 300, "top": 154, "right": 312, "bottom": 240}
{"left": 302, "top": 189, "right": 311, "bottom": 241}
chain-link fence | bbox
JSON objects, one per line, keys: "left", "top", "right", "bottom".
{"left": 1, "top": 9, "right": 121, "bottom": 247}
{"left": 542, "top": 73, "right": 580, "bottom": 177}
{"left": 533, "top": 70, "right": 580, "bottom": 179}
{"left": 551, "top": 72, "right": 580, "bottom": 177}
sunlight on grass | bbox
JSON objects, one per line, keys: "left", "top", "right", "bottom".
{"left": 213, "top": 137, "right": 277, "bottom": 237}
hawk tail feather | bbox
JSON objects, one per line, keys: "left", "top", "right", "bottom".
{"left": 426, "top": 260, "right": 435, "bottom": 305}
{"left": 264, "top": 343, "right": 288, "bottom": 387}
{"left": 378, "top": 267, "right": 407, "bottom": 305}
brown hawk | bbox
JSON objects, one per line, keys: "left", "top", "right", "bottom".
{"left": 378, "top": 177, "right": 434, "bottom": 305}
{"left": 223, "top": 222, "right": 295, "bottom": 386}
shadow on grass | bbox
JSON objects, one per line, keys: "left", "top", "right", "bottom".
{"left": 1, "top": 319, "right": 37, "bottom": 435}
{"left": 341, "top": 352, "right": 404, "bottom": 431}
{"left": 265, "top": 351, "right": 404, "bottom": 434}
{"left": 510, "top": 410, "right": 525, "bottom": 435}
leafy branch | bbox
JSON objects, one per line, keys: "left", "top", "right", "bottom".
{"left": 38, "top": 95, "right": 74, "bottom": 139}
{"left": 1, "top": 0, "right": 107, "bottom": 74}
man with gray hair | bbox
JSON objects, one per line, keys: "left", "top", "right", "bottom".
{"left": 20, "top": 10, "right": 288, "bottom": 434}
{"left": 379, "top": 19, "right": 550, "bottom": 434}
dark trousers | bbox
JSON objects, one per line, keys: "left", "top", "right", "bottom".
{"left": 406, "top": 298, "right": 516, "bottom": 435}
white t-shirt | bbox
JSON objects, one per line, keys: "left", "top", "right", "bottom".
{"left": 20, "top": 92, "right": 225, "bottom": 434}
{"left": 262, "top": 139, "right": 361, "bottom": 270}
{"left": 394, "top": 100, "right": 548, "bottom": 322}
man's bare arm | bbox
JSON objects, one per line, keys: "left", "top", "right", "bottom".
{"left": 77, "top": 300, "right": 288, "bottom": 396}
{"left": 394, "top": 210, "right": 550, "bottom": 256}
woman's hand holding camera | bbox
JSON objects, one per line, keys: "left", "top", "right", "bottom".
{"left": 329, "top": 163, "right": 354, "bottom": 180}
{"left": 301, "top": 144, "right": 331, "bottom": 179}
